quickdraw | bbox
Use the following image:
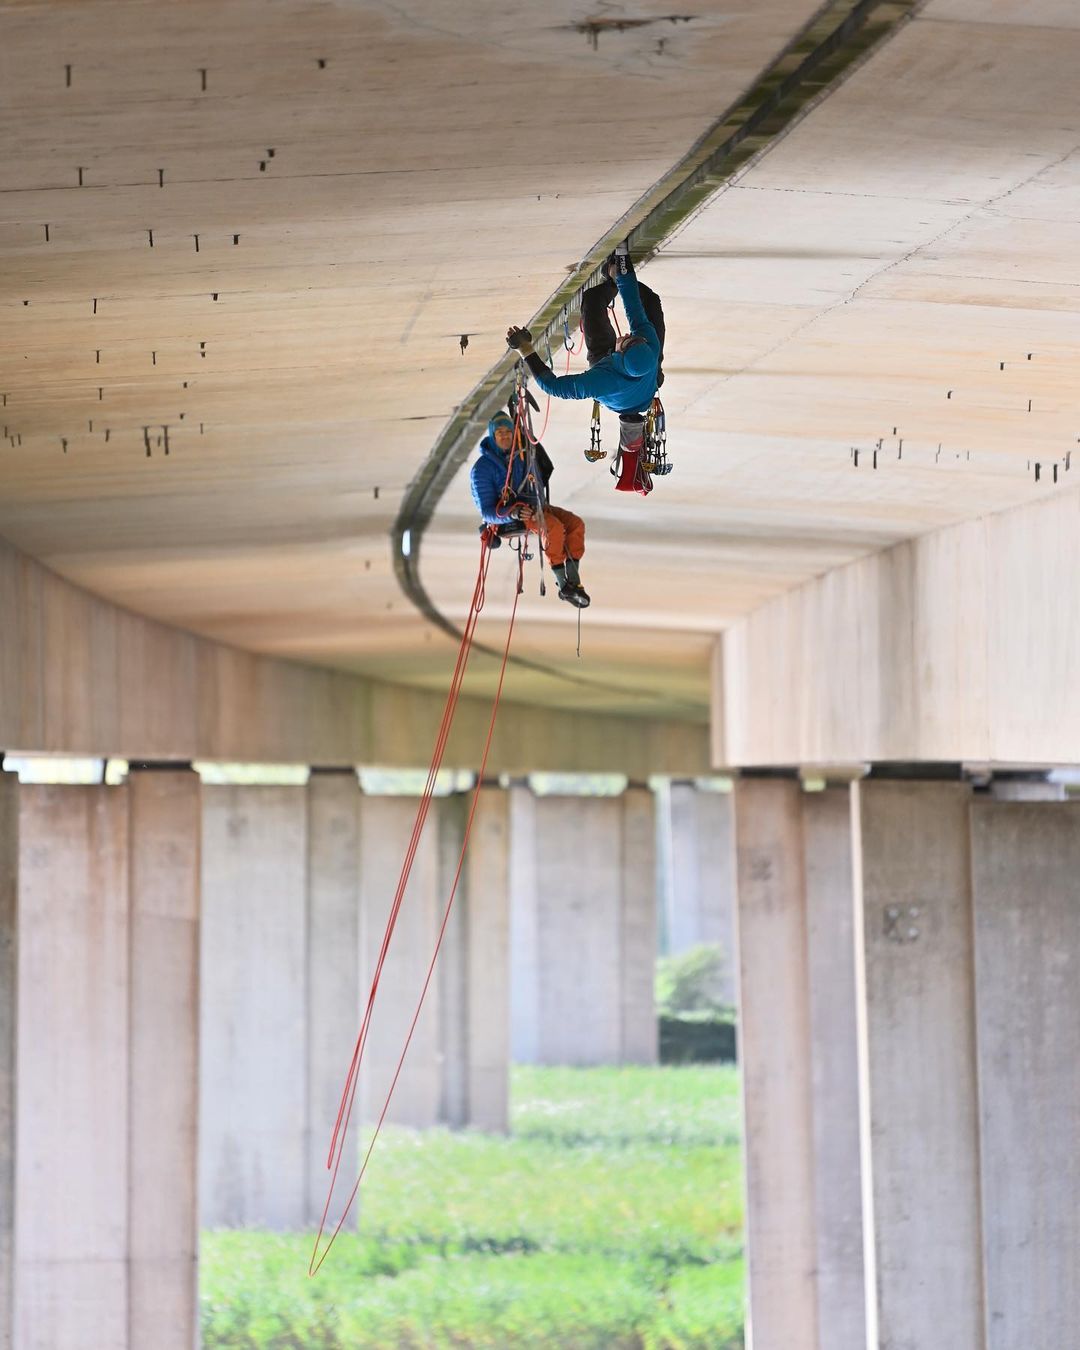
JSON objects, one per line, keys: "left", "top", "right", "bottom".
{"left": 585, "top": 397, "right": 671, "bottom": 492}
{"left": 642, "top": 397, "right": 671, "bottom": 476}
{"left": 584, "top": 400, "right": 606, "bottom": 462}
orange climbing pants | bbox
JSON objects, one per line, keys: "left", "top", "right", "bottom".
{"left": 531, "top": 505, "right": 584, "bottom": 566}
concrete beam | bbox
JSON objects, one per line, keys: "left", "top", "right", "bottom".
{"left": 0, "top": 535, "right": 708, "bottom": 775}
{"left": 716, "top": 488, "right": 1080, "bottom": 770}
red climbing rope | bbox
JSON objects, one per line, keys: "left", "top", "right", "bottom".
{"left": 309, "top": 532, "right": 526, "bottom": 1277}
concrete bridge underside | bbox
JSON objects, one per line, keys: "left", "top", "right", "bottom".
{"left": 3, "top": 1, "right": 1080, "bottom": 1347}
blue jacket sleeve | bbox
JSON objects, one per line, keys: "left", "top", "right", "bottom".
{"left": 525, "top": 352, "right": 613, "bottom": 402}
{"left": 471, "top": 459, "right": 513, "bottom": 524}
{"left": 616, "top": 271, "right": 660, "bottom": 357}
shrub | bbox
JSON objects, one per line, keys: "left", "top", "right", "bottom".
{"left": 655, "top": 944, "right": 731, "bottom": 1017}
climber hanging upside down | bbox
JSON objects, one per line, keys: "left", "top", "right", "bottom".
{"left": 506, "top": 246, "right": 665, "bottom": 492}
{"left": 470, "top": 411, "right": 590, "bottom": 609}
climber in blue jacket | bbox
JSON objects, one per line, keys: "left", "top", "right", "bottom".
{"left": 470, "top": 411, "right": 590, "bottom": 608}
{"left": 506, "top": 248, "right": 664, "bottom": 415}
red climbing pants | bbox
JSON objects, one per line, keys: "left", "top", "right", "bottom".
{"left": 531, "top": 505, "right": 584, "bottom": 566}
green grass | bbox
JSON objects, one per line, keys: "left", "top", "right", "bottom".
{"left": 202, "top": 1065, "right": 745, "bottom": 1349}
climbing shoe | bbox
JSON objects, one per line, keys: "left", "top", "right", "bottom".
{"left": 559, "top": 557, "right": 591, "bottom": 608}
{"left": 604, "top": 242, "right": 634, "bottom": 278}
{"left": 562, "top": 583, "right": 590, "bottom": 608}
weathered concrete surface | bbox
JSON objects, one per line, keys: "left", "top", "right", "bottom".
{"left": 508, "top": 784, "right": 541, "bottom": 1064}
{"left": 666, "top": 784, "right": 736, "bottom": 1000}
{"left": 802, "top": 787, "right": 864, "bottom": 1350}
{"left": 200, "top": 785, "right": 308, "bottom": 1228}
{"left": 852, "top": 780, "right": 984, "bottom": 1350}
{"left": 732, "top": 777, "right": 818, "bottom": 1350}
{"left": 358, "top": 794, "right": 441, "bottom": 1127}
{"left": 511, "top": 789, "right": 656, "bottom": 1066}
{"left": 0, "top": 532, "right": 708, "bottom": 774}
{"left": 971, "top": 801, "right": 1080, "bottom": 1348}
{"left": 8, "top": 779, "right": 201, "bottom": 1347}
{"left": 432, "top": 0, "right": 1080, "bottom": 726}
{"left": 15, "top": 786, "right": 130, "bottom": 1350}
{"left": 619, "top": 786, "right": 658, "bottom": 1065}
{"left": 439, "top": 788, "right": 511, "bottom": 1131}
{"left": 127, "top": 769, "right": 201, "bottom": 1350}
{"left": 304, "top": 772, "right": 362, "bottom": 1225}
{"left": 0, "top": 0, "right": 824, "bottom": 721}
{"left": 0, "top": 773, "right": 15, "bottom": 1350}
{"left": 716, "top": 488, "right": 1080, "bottom": 769}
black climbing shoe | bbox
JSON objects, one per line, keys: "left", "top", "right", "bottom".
{"left": 604, "top": 242, "right": 634, "bottom": 279}
{"left": 569, "top": 584, "right": 591, "bottom": 608}
{"left": 558, "top": 558, "right": 590, "bottom": 607}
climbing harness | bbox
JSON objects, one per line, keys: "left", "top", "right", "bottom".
{"left": 584, "top": 398, "right": 670, "bottom": 492}
{"left": 610, "top": 414, "right": 652, "bottom": 496}
{"left": 502, "top": 362, "right": 549, "bottom": 595}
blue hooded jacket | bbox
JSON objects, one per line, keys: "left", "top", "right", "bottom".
{"left": 470, "top": 419, "right": 546, "bottom": 525}
{"left": 526, "top": 271, "right": 660, "bottom": 414}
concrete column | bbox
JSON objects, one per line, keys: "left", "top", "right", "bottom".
{"left": 732, "top": 776, "right": 818, "bottom": 1350}
{"left": 529, "top": 793, "right": 621, "bottom": 1065}
{"left": 200, "top": 785, "right": 308, "bottom": 1228}
{"left": 438, "top": 794, "right": 470, "bottom": 1127}
{"left": 127, "top": 768, "right": 201, "bottom": 1349}
{"left": 0, "top": 772, "right": 16, "bottom": 1350}
{"left": 668, "top": 784, "right": 736, "bottom": 1002}
{"left": 511, "top": 788, "right": 657, "bottom": 1067}
{"left": 802, "top": 786, "right": 865, "bottom": 1350}
{"left": 358, "top": 795, "right": 440, "bottom": 1127}
{"left": 460, "top": 786, "right": 510, "bottom": 1129}
{"left": 619, "top": 786, "right": 657, "bottom": 1064}
{"left": 508, "top": 784, "right": 540, "bottom": 1063}
{"left": 304, "top": 771, "right": 361, "bottom": 1226}
{"left": 16, "top": 786, "right": 130, "bottom": 1349}
{"left": 971, "top": 801, "right": 1080, "bottom": 1347}
{"left": 852, "top": 779, "right": 984, "bottom": 1350}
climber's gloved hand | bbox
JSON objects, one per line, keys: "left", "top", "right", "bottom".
{"left": 510, "top": 502, "right": 535, "bottom": 524}
{"left": 506, "top": 325, "right": 534, "bottom": 356}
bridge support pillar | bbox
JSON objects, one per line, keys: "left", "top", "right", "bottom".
{"left": 127, "top": 768, "right": 201, "bottom": 1349}
{"left": 200, "top": 784, "right": 309, "bottom": 1229}
{"left": 666, "top": 784, "right": 736, "bottom": 1000}
{"left": 510, "top": 786, "right": 657, "bottom": 1066}
{"left": 970, "top": 798, "right": 1080, "bottom": 1347}
{"left": 11, "top": 771, "right": 200, "bottom": 1350}
{"left": 304, "top": 771, "right": 363, "bottom": 1224}
{"left": 732, "top": 776, "right": 820, "bottom": 1349}
{"left": 738, "top": 775, "right": 1080, "bottom": 1348}
{"left": 0, "top": 771, "right": 16, "bottom": 1350}
{"left": 853, "top": 778, "right": 985, "bottom": 1350}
